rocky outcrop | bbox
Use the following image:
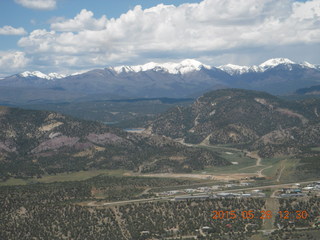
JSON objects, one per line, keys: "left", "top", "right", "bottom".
{"left": 86, "top": 133, "right": 124, "bottom": 145}
{"left": 31, "top": 136, "right": 80, "bottom": 153}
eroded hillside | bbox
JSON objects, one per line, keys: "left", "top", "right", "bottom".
{"left": 0, "top": 107, "right": 229, "bottom": 179}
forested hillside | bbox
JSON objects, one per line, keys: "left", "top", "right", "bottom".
{"left": 0, "top": 106, "right": 229, "bottom": 179}
{"left": 150, "top": 89, "right": 320, "bottom": 157}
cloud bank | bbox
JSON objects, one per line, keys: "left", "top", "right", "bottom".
{"left": 3, "top": 0, "right": 320, "bottom": 74}
{"left": 14, "top": 0, "right": 57, "bottom": 10}
{"left": 0, "top": 51, "right": 30, "bottom": 76}
{"left": 0, "top": 26, "right": 27, "bottom": 35}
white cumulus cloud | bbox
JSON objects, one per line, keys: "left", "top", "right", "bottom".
{"left": 51, "top": 9, "right": 108, "bottom": 31}
{"left": 16, "top": 0, "right": 320, "bottom": 72}
{"left": 0, "top": 51, "right": 30, "bottom": 75}
{"left": 0, "top": 26, "right": 27, "bottom": 35}
{"left": 14, "top": 0, "right": 57, "bottom": 10}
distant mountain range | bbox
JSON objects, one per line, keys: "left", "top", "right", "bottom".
{"left": 1, "top": 58, "right": 320, "bottom": 104}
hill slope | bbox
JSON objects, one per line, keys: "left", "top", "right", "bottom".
{"left": 295, "top": 85, "right": 320, "bottom": 96}
{"left": 149, "top": 89, "right": 320, "bottom": 157}
{"left": 0, "top": 107, "right": 229, "bottom": 180}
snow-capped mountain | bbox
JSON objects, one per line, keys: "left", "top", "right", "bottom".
{"left": 0, "top": 58, "right": 319, "bottom": 104}
{"left": 19, "top": 71, "right": 66, "bottom": 80}
{"left": 217, "top": 64, "right": 250, "bottom": 75}
{"left": 217, "top": 58, "right": 318, "bottom": 75}
{"left": 259, "top": 58, "right": 295, "bottom": 68}
{"left": 301, "top": 61, "right": 317, "bottom": 69}
{"left": 108, "top": 58, "right": 319, "bottom": 76}
{"left": 109, "top": 59, "right": 211, "bottom": 75}
{"left": 15, "top": 58, "right": 319, "bottom": 79}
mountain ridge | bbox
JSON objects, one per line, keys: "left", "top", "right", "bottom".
{"left": 1, "top": 58, "right": 320, "bottom": 104}
{"left": 6, "top": 58, "right": 320, "bottom": 79}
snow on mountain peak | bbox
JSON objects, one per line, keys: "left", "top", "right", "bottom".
{"left": 16, "top": 58, "right": 318, "bottom": 79}
{"left": 301, "top": 61, "right": 316, "bottom": 69}
{"left": 179, "top": 59, "right": 204, "bottom": 68}
{"left": 217, "top": 64, "right": 250, "bottom": 75}
{"left": 217, "top": 58, "right": 300, "bottom": 75}
{"left": 21, "top": 71, "right": 46, "bottom": 78}
{"left": 47, "top": 72, "right": 66, "bottom": 79}
{"left": 259, "top": 58, "right": 295, "bottom": 68}
{"left": 110, "top": 59, "right": 211, "bottom": 74}
{"left": 20, "top": 71, "right": 66, "bottom": 80}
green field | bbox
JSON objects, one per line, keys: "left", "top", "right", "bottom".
{"left": 195, "top": 145, "right": 257, "bottom": 173}
{"left": 260, "top": 157, "right": 283, "bottom": 175}
{"left": 261, "top": 157, "right": 300, "bottom": 182}
{"left": 0, "top": 169, "right": 127, "bottom": 186}
{"left": 193, "top": 144, "right": 296, "bottom": 184}
{"left": 311, "top": 147, "right": 320, "bottom": 152}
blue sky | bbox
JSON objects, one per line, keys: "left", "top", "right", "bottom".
{"left": 0, "top": 0, "right": 319, "bottom": 76}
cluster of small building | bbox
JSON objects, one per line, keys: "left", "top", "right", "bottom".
{"left": 174, "top": 189, "right": 265, "bottom": 201}
{"left": 279, "top": 188, "right": 305, "bottom": 198}
{"left": 157, "top": 181, "right": 320, "bottom": 201}
{"left": 302, "top": 181, "right": 320, "bottom": 191}
{"left": 158, "top": 182, "right": 251, "bottom": 197}
{"left": 278, "top": 182, "right": 320, "bottom": 198}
